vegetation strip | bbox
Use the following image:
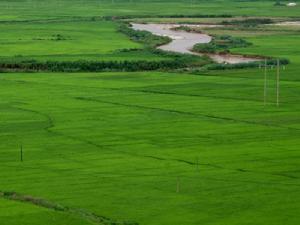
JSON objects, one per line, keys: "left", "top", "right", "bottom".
{"left": 192, "top": 35, "right": 252, "bottom": 54}
{"left": 0, "top": 191, "right": 138, "bottom": 225}
{"left": 0, "top": 60, "right": 191, "bottom": 72}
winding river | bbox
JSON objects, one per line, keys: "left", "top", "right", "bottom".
{"left": 131, "top": 23, "right": 260, "bottom": 64}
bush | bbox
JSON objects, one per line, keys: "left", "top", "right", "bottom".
{"left": 171, "top": 26, "right": 203, "bottom": 33}
{"left": 118, "top": 23, "right": 171, "bottom": 48}
{"left": 205, "top": 58, "right": 290, "bottom": 70}
{"left": 221, "top": 18, "right": 273, "bottom": 27}
{"left": 193, "top": 35, "right": 252, "bottom": 54}
{"left": 274, "top": 1, "right": 285, "bottom": 6}
{"left": 0, "top": 59, "right": 199, "bottom": 72}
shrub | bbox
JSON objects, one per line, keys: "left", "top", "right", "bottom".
{"left": 221, "top": 18, "right": 274, "bottom": 27}
{"left": 205, "top": 58, "right": 290, "bottom": 70}
{"left": 193, "top": 35, "right": 252, "bottom": 54}
{"left": 118, "top": 23, "right": 171, "bottom": 48}
{"left": 0, "top": 59, "right": 197, "bottom": 72}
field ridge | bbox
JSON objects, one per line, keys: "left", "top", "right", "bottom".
{"left": 0, "top": 191, "right": 138, "bottom": 225}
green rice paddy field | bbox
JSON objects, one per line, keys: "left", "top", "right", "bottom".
{"left": 0, "top": 20, "right": 171, "bottom": 62}
{"left": 0, "top": 0, "right": 300, "bottom": 20}
{"left": 0, "top": 0, "right": 300, "bottom": 225}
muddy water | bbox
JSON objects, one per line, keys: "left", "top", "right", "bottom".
{"left": 131, "top": 23, "right": 260, "bottom": 64}
{"left": 131, "top": 23, "right": 213, "bottom": 54}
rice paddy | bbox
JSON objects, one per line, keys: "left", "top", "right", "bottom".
{"left": 0, "top": 1, "right": 299, "bottom": 225}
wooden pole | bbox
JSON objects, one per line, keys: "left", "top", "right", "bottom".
{"left": 277, "top": 59, "right": 280, "bottom": 107}
{"left": 20, "top": 145, "right": 23, "bottom": 162}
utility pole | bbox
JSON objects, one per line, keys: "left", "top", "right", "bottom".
{"left": 176, "top": 177, "right": 180, "bottom": 193}
{"left": 276, "top": 59, "right": 280, "bottom": 107}
{"left": 264, "top": 59, "right": 267, "bottom": 106}
{"left": 20, "top": 144, "right": 23, "bottom": 162}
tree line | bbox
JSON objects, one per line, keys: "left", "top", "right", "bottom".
{"left": 0, "top": 60, "right": 193, "bottom": 72}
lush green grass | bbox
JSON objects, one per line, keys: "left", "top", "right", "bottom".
{"left": 0, "top": 0, "right": 300, "bottom": 21}
{"left": 202, "top": 24, "right": 300, "bottom": 80}
{"left": 233, "top": 34, "right": 300, "bottom": 63}
{"left": 203, "top": 24, "right": 300, "bottom": 64}
{"left": 0, "top": 20, "right": 172, "bottom": 62}
{"left": 1, "top": 1, "right": 300, "bottom": 225}
{"left": 0, "top": 51, "right": 169, "bottom": 63}
{"left": 0, "top": 18, "right": 207, "bottom": 71}
{"left": 1, "top": 68, "right": 300, "bottom": 225}
{"left": 0, "top": 198, "right": 92, "bottom": 225}
{"left": 0, "top": 20, "right": 138, "bottom": 55}
{"left": 1, "top": 0, "right": 298, "bottom": 64}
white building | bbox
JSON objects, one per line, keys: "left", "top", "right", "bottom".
{"left": 287, "top": 2, "right": 297, "bottom": 6}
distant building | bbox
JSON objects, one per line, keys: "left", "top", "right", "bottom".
{"left": 287, "top": 2, "right": 297, "bottom": 6}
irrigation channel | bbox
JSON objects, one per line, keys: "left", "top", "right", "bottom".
{"left": 131, "top": 23, "right": 260, "bottom": 64}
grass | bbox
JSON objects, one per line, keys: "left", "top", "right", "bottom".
{"left": 0, "top": 20, "right": 139, "bottom": 55}
{"left": 0, "top": 18, "right": 207, "bottom": 71}
{"left": 1, "top": 67, "right": 300, "bottom": 225}
{"left": 0, "top": 20, "right": 172, "bottom": 62}
{"left": 232, "top": 34, "right": 300, "bottom": 63}
{"left": 0, "top": 0, "right": 300, "bottom": 225}
{"left": 0, "top": 198, "right": 93, "bottom": 225}
{"left": 0, "top": 0, "right": 300, "bottom": 21}
{"left": 201, "top": 24, "right": 300, "bottom": 61}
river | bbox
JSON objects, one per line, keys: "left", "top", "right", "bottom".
{"left": 131, "top": 23, "right": 260, "bottom": 64}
